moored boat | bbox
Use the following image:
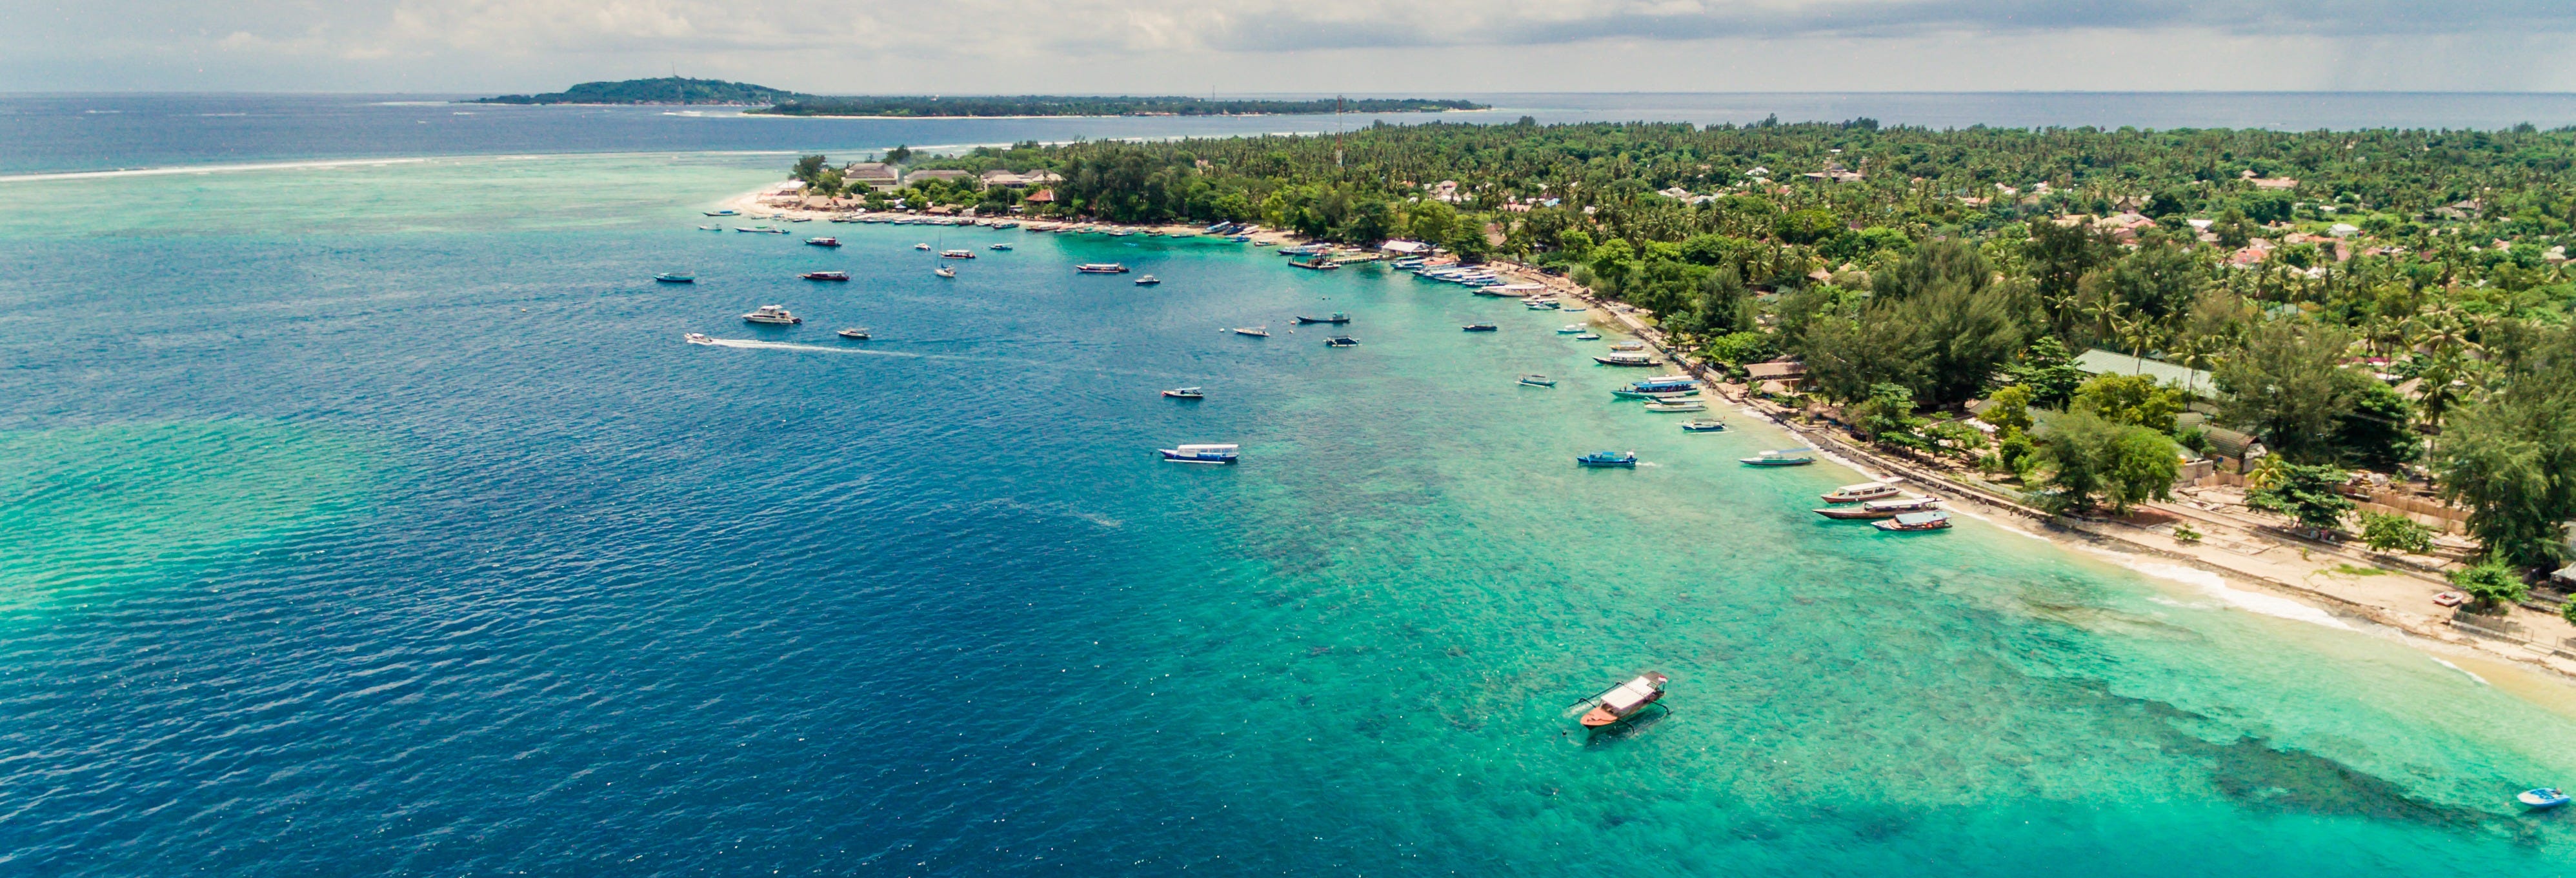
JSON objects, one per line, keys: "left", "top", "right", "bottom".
{"left": 1558, "top": 324, "right": 1586, "bottom": 334}
{"left": 1594, "top": 352, "right": 1658, "bottom": 366}
{"left": 1574, "top": 333, "right": 1602, "bottom": 340}
{"left": 806, "top": 237, "right": 841, "bottom": 247}
{"left": 1462, "top": 323, "right": 1498, "bottom": 332}
{"left": 800, "top": 270, "right": 850, "bottom": 281}
{"left": 1640, "top": 399, "right": 1707, "bottom": 413}
{"left": 1134, "top": 275, "right": 1162, "bottom": 286}
{"left": 934, "top": 266, "right": 956, "bottom": 278}
{"left": 1822, "top": 482, "right": 1903, "bottom": 504}
{"left": 1740, "top": 449, "right": 1817, "bottom": 466}
{"left": 2519, "top": 788, "right": 2571, "bottom": 809}
{"left": 1575, "top": 450, "right": 1638, "bottom": 468}
{"left": 1517, "top": 374, "right": 1556, "bottom": 387}
{"left": 1680, "top": 419, "right": 1727, "bottom": 432}
{"left": 1162, "top": 387, "right": 1205, "bottom": 399}
{"left": 1159, "top": 443, "right": 1239, "bottom": 464}
{"left": 654, "top": 273, "right": 695, "bottom": 283}
{"left": 1873, "top": 511, "right": 1953, "bottom": 532}
{"left": 940, "top": 249, "right": 975, "bottom": 259}
{"left": 1076, "top": 263, "right": 1131, "bottom": 274}
{"left": 1289, "top": 257, "right": 1340, "bottom": 270}
{"left": 1323, "top": 335, "right": 1360, "bottom": 347}
{"left": 703, "top": 209, "right": 739, "bottom": 216}
{"left": 1233, "top": 326, "right": 1271, "bottom": 337}
{"left": 1816, "top": 496, "right": 1941, "bottom": 520}
{"left": 1609, "top": 340, "right": 1647, "bottom": 352}
{"left": 989, "top": 243, "right": 1013, "bottom": 250}
{"left": 836, "top": 327, "right": 870, "bottom": 340}
{"left": 741, "top": 304, "right": 801, "bottom": 324}
{"left": 914, "top": 243, "right": 931, "bottom": 250}
{"left": 1294, "top": 312, "right": 1351, "bottom": 324}
{"left": 1571, "top": 672, "right": 1669, "bottom": 728}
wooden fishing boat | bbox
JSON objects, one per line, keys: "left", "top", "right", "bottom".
{"left": 1233, "top": 326, "right": 1271, "bottom": 337}
{"left": 1640, "top": 399, "right": 1706, "bottom": 413}
{"left": 1294, "top": 312, "right": 1351, "bottom": 324}
{"left": 1569, "top": 672, "right": 1669, "bottom": 728}
{"left": 1815, "top": 496, "right": 1941, "bottom": 520}
{"left": 1872, "top": 511, "right": 1953, "bottom": 532}
{"left": 1821, "top": 482, "right": 1902, "bottom": 504}
{"left": 1518, "top": 374, "right": 1556, "bottom": 387}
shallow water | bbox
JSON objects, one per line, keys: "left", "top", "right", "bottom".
{"left": 5, "top": 154, "right": 2576, "bottom": 875}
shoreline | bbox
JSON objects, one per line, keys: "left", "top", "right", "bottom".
{"left": 707, "top": 180, "right": 2576, "bottom": 703}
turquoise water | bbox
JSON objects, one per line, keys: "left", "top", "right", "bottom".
{"left": 5, "top": 152, "right": 2576, "bottom": 874}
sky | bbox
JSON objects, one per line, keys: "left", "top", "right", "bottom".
{"left": 6, "top": 0, "right": 2576, "bottom": 94}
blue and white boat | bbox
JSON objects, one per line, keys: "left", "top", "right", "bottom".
{"left": 1558, "top": 324, "right": 1586, "bottom": 334}
{"left": 654, "top": 273, "right": 695, "bottom": 283}
{"left": 1612, "top": 377, "right": 1700, "bottom": 399}
{"left": 1873, "top": 511, "right": 1953, "bottom": 532}
{"left": 1680, "top": 419, "right": 1727, "bottom": 432}
{"left": 2520, "top": 788, "right": 2572, "bottom": 809}
{"left": 703, "top": 208, "right": 740, "bottom": 216}
{"left": 1576, "top": 450, "right": 1638, "bottom": 468}
{"left": 1160, "top": 443, "right": 1240, "bottom": 464}
{"left": 1518, "top": 374, "right": 1556, "bottom": 387}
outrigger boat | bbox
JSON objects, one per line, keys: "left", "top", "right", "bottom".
{"left": 1294, "top": 312, "right": 1350, "bottom": 324}
{"left": 1462, "top": 323, "right": 1498, "bottom": 332}
{"left": 1816, "top": 496, "right": 1941, "bottom": 520}
{"left": 1611, "top": 377, "right": 1700, "bottom": 399}
{"left": 1576, "top": 450, "right": 1638, "bottom": 468}
{"left": 1680, "top": 419, "right": 1727, "bottom": 432}
{"left": 1518, "top": 374, "right": 1557, "bottom": 387}
{"left": 806, "top": 237, "right": 841, "bottom": 247}
{"left": 1569, "top": 672, "right": 1669, "bottom": 728}
{"left": 1323, "top": 335, "right": 1360, "bottom": 347}
{"left": 1873, "top": 510, "right": 1954, "bottom": 532}
{"left": 1162, "top": 387, "right": 1205, "bottom": 399}
{"left": 1233, "top": 326, "right": 1271, "bottom": 337}
{"left": 1076, "top": 263, "right": 1131, "bottom": 274}
{"left": 654, "top": 273, "right": 695, "bottom": 283}
{"left": 1822, "top": 482, "right": 1903, "bottom": 504}
{"left": 1741, "top": 449, "right": 1816, "bottom": 466}
{"left": 801, "top": 270, "right": 850, "bottom": 281}
{"left": 1159, "top": 443, "right": 1239, "bottom": 464}
{"left": 836, "top": 327, "right": 871, "bottom": 340}
{"left": 1640, "top": 399, "right": 1707, "bottom": 413}
{"left": 1593, "top": 352, "right": 1658, "bottom": 367}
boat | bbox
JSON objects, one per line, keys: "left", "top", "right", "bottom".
{"left": 1816, "top": 497, "right": 1942, "bottom": 520}
{"left": 698, "top": 225, "right": 723, "bottom": 231}
{"left": 836, "top": 327, "right": 870, "bottom": 340}
{"left": 1575, "top": 450, "right": 1638, "bottom": 468}
{"left": 741, "top": 304, "right": 801, "bottom": 324}
{"left": 1640, "top": 399, "right": 1707, "bottom": 413}
{"left": 1609, "top": 341, "right": 1647, "bottom": 352}
{"left": 1517, "top": 374, "right": 1556, "bottom": 387}
{"left": 654, "top": 273, "right": 695, "bottom": 283}
{"left": 992, "top": 221, "right": 1019, "bottom": 229}
{"left": 1462, "top": 323, "right": 1498, "bottom": 332}
{"left": 1611, "top": 377, "right": 1699, "bottom": 399}
{"left": 1323, "top": 335, "right": 1360, "bottom": 347}
{"left": 800, "top": 270, "right": 849, "bottom": 281}
{"left": 1134, "top": 275, "right": 1162, "bottom": 286}
{"left": 1822, "top": 482, "right": 1904, "bottom": 504}
{"left": 1569, "top": 672, "right": 1669, "bottom": 728}
{"left": 684, "top": 332, "right": 716, "bottom": 345}
{"left": 806, "top": 237, "right": 841, "bottom": 247}
{"left": 940, "top": 249, "right": 975, "bottom": 259}
{"left": 1557, "top": 324, "right": 1586, "bottom": 334}
{"left": 1159, "top": 443, "right": 1239, "bottom": 464}
{"left": 1288, "top": 257, "right": 1341, "bottom": 270}
{"left": 704, "top": 209, "right": 739, "bottom": 216}
{"left": 914, "top": 243, "right": 931, "bottom": 250}
{"left": 1233, "top": 326, "right": 1270, "bottom": 337}
{"left": 1293, "top": 313, "right": 1351, "bottom": 324}
{"left": 1680, "top": 419, "right": 1727, "bottom": 432}
{"left": 1574, "top": 333, "right": 1602, "bottom": 341}
{"left": 1076, "top": 263, "right": 1131, "bottom": 274}
{"left": 989, "top": 243, "right": 1013, "bottom": 251}
{"left": 1593, "top": 353, "right": 1659, "bottom": 367}
{"left": 1873, "top": 511, "right": 1953, "bottom": 532}
{"left": 2433, "top": 591, "right": 2468, "bottom": 607}
{"left": 1162, "top": 387, "right": 1205, "bottom": 399}
{"left": 1740, "top": 449, "right": 1817, "bottom": 466}
{"left": 2519, "top": 788, "right": 2572, "bottom": 809}
{"left": 934, "top": 266, "right": 957, "bottom": 278}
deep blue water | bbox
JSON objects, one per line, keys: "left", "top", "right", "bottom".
{"left": 10, "top": 92, "right": 2576, "bottom": 175}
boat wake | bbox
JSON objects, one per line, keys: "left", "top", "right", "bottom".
{"left": 691, "top": 337, "right": 929, "bottom": 358}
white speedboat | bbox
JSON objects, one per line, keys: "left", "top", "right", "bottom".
{"left": 1160, "top": 443, "right": 1240, "bottom": 464}
{"left": 1233, "top": 326, "right": 1270, "bottom": 337}
{"left": 836, "top": 328, "right": 871, "bottom": 340}
{"left": 934, "top": 266, "right": 957, "bottom": 278}
{"left": 685, "top": 333, "right": 717, "bottom": 345}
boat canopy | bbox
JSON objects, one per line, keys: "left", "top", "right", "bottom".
{"left": 1602, "top": 675, "right": 1661, "bottom": 712}
{"left": 1833, "top": 482, "right": 1889, "bottom": 494}
{"left": 1889, "top": 512, "right": 1947, "bottom": 526}
{"left": 1864, "top": 497, "right": 1931, "bottom": 510}
{"left": 1175, "top": 444, "right": 1238, "bottom": 454}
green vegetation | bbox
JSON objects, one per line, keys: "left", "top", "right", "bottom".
{"left": 2450, "top": 558, "right": 2531, "bottom": 610}
{"left": 759, "top": 95, "right": 1485, "bottom": 117}
{"left": 2357, "top": 510, "right": 2438, "bottom": 555}
{"left": 793, "top": 117, "right": 2576, "bottom": 581}
{"left": 475, "top": 77, "right": 806, "bottom": 105}
{"left": 2245, "top": 461, "right": 2357, "bottom": 534}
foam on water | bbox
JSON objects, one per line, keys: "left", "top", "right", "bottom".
{"left": 2119, "top": 559, "right": 2358, "bottom": 631}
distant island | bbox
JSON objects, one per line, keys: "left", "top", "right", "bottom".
{"left": 468, "top": 78, "right": 1486, "bottom": 116}
{"left": 472, "top": 77, "right": 807, "bottom": 105}
{"left": 756, "top": 95, "right": 1489, "bottom": 117}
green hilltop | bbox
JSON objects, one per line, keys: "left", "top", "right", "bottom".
{"left": 472, "top": 77, "right": 807, "bottom": 105}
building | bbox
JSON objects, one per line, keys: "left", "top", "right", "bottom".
{"left": 1379, "top": 239, "right": 1431, "bottom": 255}
{"left": 1744, "top": 360, "right": 1808, "bottom": 390}
{"left": 978, "top": 169, "right": 1063, "bottom": 188}
{"left": 1023, "top": 188, "right": 1056, "bottom": 205}
{"left": 843, "top": 162, "right": 901, "bottom": 190}
{"left": 905, "top": 169, "right": 975, "bottom": 187}
{"left": 2200, "top": 426, "right": 2269, "bottom": 473}
{"left": 2072, "top": 348, "right": 2216, "bottom": 396}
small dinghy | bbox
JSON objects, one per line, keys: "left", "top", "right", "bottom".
{"left": 1569, "top": 672, "right": 1669, "bottom": 728}
{"left": 1680, "top": 419, "right": 1727, "bottom": 432}
{"left": 836, "top": 328, "right": 870, "bottom": 340}
{"left": 2520, "top": 788, "right": 2571, "bottom": 809}
{"left": 1162, "top": 387, "right": 1205, "bottom": 399}
{"left": 1557, "top": 324, "right": 1586, "bottom": 334}
{"left": 934, "top": 266, "right": 956, "bottom": 278}
{"left": 655, "top": 273, "right": 695, "bottom": 283}
{"left": 1462, "top": 323, "right": 1498, "bottom": 332}
{"left": 1233, "top": 326, "right": 1271, "bottom": 337}
{"left": 1518, "top": 374, "right": 1556, "bottom": 387}
{"left": 1575, "top": 450, "right": 1637, "bottom": 468}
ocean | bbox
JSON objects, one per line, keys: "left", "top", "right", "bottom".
{"left": 4, "top": 97, "right": 2576, "bottom": 875}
